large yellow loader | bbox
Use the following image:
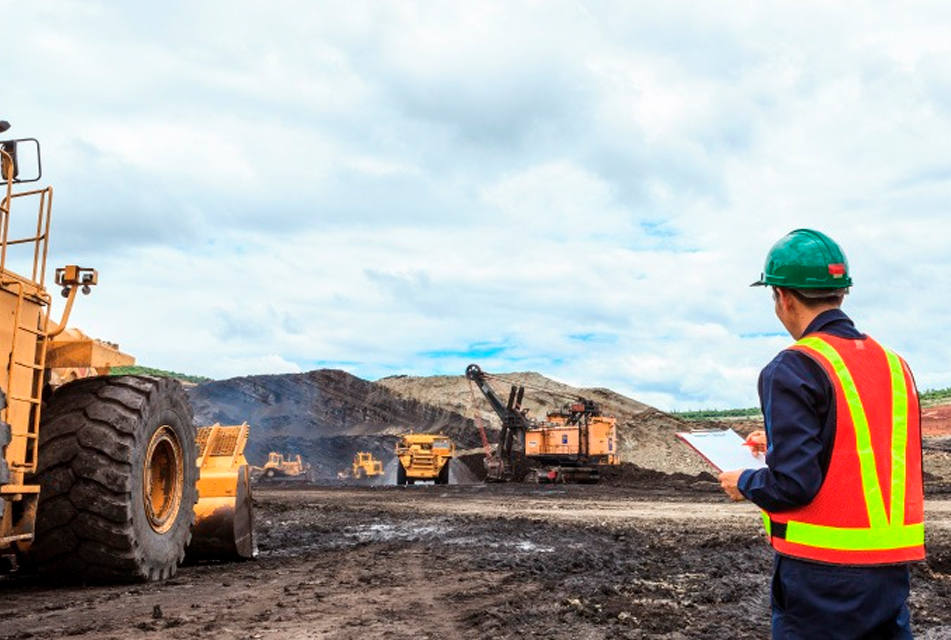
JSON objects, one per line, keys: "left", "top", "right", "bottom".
{"left": 0, "top": 120, "right": 254, "bottom": 583}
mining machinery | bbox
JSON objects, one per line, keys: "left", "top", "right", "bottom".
{"left": 351, "top": 451, "right": 383, "bottom": 480}
{"left": 465, "top": 364, "right": 619, "bottom": 483}
{"left": 0, "top": 120, "right": 254, "bottom": 584}
{"left": 396, "top": 433, "right": 454, "bottom": 485}
{"left": 251, "top": 452, "right": 312, "bottom": 482}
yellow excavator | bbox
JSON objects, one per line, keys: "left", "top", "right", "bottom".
{"left": 0, "top": 120, "right": 254, "bottom": 583}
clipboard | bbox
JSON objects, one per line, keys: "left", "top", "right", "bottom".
{"left": 676, "top": 428, "right": 767, "bottom": 472}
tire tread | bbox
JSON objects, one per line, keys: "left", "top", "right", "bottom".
{"left": 31, "top": 376, "right": 197, "bottom": 583}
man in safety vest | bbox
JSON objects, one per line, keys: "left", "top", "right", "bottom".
{"left": 718, "top": 229, "right": 925, "bottom": 639}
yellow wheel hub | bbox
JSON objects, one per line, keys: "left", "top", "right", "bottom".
{"left": 143, "top": 425, "right": 185, "bottom": 534}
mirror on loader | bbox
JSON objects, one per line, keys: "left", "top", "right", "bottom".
{"left": 0, "top": 135, "right": 42, "bottom": 184}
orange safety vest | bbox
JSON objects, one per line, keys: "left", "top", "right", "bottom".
{"left": 762, "top": 333, "right": 925, "bottom": 565}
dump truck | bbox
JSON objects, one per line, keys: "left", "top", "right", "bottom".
{"left": 251, "top": 452, "right": 311, "bottom": 481}
{"left": 351, "top": 451, "right": 383, "bottom": 479}
{"left": 0, "top": 121, "right": 254, "bottom": 583}
{"left": 465, "top": 364, "right": 619, "bottom": 483}
{"left": 396, "top": 433, "right": 454, "bottom": 485}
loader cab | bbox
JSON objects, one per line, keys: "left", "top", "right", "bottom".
{"left": 1, "top": 128, "right": 48, "bottom": 279}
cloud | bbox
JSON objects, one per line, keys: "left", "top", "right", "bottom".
{"left": 6, "top": 1, "right": 951, "bottom": 411}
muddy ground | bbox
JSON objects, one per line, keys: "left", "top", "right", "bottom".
{"left": 2, "top": 474, "right": 950, "bottom": 640}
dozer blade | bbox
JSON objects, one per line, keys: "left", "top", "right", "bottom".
{"left": 187, "top": 423, "right": 257, "bottom": 560}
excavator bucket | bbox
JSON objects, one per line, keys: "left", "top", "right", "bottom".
{"left": 188, "top": 423, "right": 257, "bottom": 560}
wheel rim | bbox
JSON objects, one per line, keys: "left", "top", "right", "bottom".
{"left": 143, "top": 425, "right": 185, "bottom": 534}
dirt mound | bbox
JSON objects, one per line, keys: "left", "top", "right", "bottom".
{"left": 923, "top": 403, "right": 951, "bottom": 436}
{"left": 185, "top": 367, "right": 719, "bottom": 481}
{"left": 599, "top": 462, "right": 720, "bottom": 494}
{"left": 186, "top": 369, "right": 951, "bottom": 484}
{"left": 379, "top": 370, "right": 713, "bottom": 475}
{"left": 187, "top": 370, "right": 482, "bottom": 478}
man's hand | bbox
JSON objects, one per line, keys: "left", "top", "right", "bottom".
{"left": 718, "top": 469, "right": 746, "bottom": 501}
{"left": 744, "top": 429, "right": 767, "bottom": 456}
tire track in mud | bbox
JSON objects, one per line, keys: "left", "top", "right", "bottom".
{"left": 1, "top": 484, "right": 950, "bottom": 639}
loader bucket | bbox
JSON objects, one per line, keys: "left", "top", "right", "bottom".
{"left": 187, "top": 423, "right": 257, "bottom": 560}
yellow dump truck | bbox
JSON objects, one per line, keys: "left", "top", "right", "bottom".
{"left": 0, "top": 120, "right": 254, "bottom": 583}
{"left": 396, "top": 433, "right": 454, "bottom": 485}
{"left": 351, "top": 452, "right": 383, "bottom": 479}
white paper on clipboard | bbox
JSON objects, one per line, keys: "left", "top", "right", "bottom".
{"left": 676, "top": 428, "right": 767, "bottom": 472}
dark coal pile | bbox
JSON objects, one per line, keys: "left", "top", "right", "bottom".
{"left": 187, "top": 369, "right": 483, "bottom": 477}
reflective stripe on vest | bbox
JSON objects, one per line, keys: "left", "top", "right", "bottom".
{"left": 767, "top": 335, "right": 923, "bottom": 555}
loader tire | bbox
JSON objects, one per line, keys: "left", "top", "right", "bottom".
{"left": 396, "top": 464, "right": 406, "bottom": 486}
{"left": 30, "top": 376, "right": 198, "bottom": 583}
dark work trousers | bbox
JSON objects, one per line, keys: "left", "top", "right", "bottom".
{"left": 771, "top": 555, "right": 913, "bottom": 639}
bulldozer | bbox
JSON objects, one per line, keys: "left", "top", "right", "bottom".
{"left": 0, "top": 120, "right": 254, "bottom": 583}
{"left": 396, "top": 433, "right": 454, "bottom": 485}
{"left": 251, "top": 452, "right": 312, "bottom": 482}
{"left": 351, "top": 451, "right": 383, "bottom": 480}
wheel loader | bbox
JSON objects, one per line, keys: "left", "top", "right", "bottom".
{"left": 0, "top": 121, "right": 254, "bottom": 583}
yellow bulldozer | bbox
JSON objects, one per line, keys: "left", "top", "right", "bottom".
{"left": 396, "top": 433, "right": 454, "bottom": 485}
{"left": 0, "top": 120, "right": 254, "bottom": 583}
{"left": 351, "top": 451, "right": 383, "bottom": 479}
{"left": 251, "top": 452, "right": 312, "bottom": 482}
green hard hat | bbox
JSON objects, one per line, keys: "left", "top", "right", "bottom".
{"left": 751, "top": 229, "right": 852, "bottom": 289}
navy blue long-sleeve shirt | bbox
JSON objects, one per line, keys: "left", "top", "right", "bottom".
{"left": 737, "top": 309, "right": 864, "bottom": 512}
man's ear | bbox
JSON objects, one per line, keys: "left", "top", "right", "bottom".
{"left": 775, "top": 287, "right": 793, "bottom": 310}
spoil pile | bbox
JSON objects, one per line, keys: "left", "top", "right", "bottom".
{"left": 187, "top": 368, "right": 718, "bottom": 479}
{"left": 380, "top": 370, "right": 713, "bottom": 475}
{"left": 186, "top": 368, "right": 951, "bottom": 485}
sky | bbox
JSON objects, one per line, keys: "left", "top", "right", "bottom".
{"left": 4, "top": 1, "right": 951, "bottom": 411}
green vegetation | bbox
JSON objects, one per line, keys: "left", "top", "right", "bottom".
{"left": 673, "top": 407, "right": 761, "bottom": 421}
{"left": 677, "top": 386, "right": 951, "bottom": 419}
{"left": 110, "top": 366, "right": 212, "bottom": 385}
{"left": 920, "top": 387, "right": 951, "bottom": 407}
